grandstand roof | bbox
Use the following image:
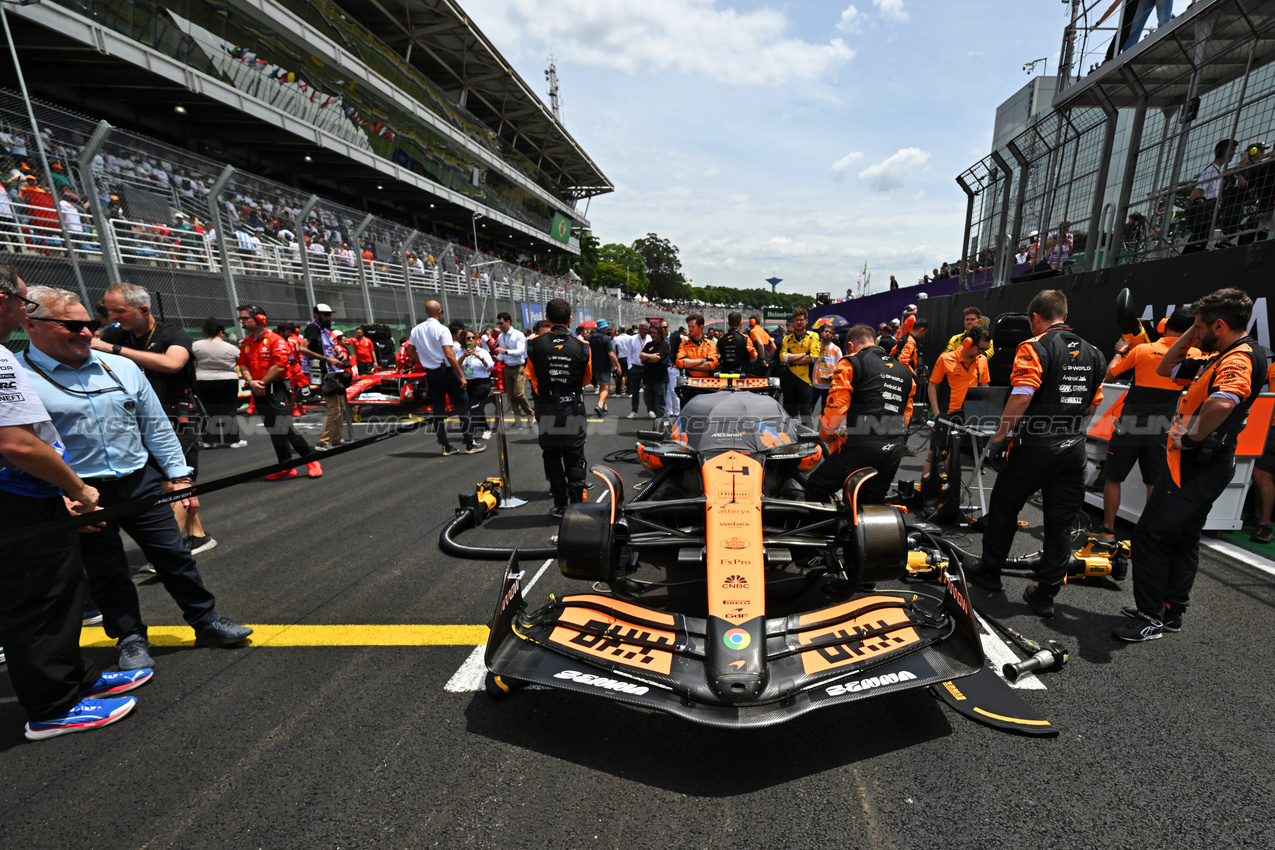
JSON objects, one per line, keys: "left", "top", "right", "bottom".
{"left": 342, "top": 0, "right": 613, "bottom": 199}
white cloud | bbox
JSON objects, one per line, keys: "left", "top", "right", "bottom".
{"left": 704, "top": 167, "right": 722, "bottom": 178}
{"left": 837, "top": 5, "right": 863, "bottom": 33}
{"left": 831, "top": 151, "right": 864, "bottom": 174}
{"left": 858, "top": 147, "right": 930, "bottom": 191}
{"left": 872, "top": 0, "right": 909, "bottom": 22}
{"left": 467, "top": 0, "right": 854, "bottom": 86}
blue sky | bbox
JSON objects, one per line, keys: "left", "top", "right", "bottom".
{"left": 465, "top": 1, "right": 1190, "bottom": 298}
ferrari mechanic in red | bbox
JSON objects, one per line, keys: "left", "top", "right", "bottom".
{"left": 236, "top": 306, "right": 321, "bottom": 480}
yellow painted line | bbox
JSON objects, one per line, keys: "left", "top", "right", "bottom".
{"left": 80, "top": 624, "right": 489, "bottom": 648}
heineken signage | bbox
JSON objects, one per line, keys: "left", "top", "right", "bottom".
{"left": 763, "top": 308, "right": 791, "bottom": 322}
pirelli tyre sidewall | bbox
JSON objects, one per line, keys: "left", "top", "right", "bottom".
{"left": 558, "top": 501, "right": 616, "bottom": 582}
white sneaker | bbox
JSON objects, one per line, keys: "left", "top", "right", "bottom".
{"left": 649, "top": 411, "right": 657, "bottom": 419}
{"left": 229, "top": 440, "right": 248, "bottom": 448}
{"left": 626, "top": 412, "right": 638, "bottom": 419}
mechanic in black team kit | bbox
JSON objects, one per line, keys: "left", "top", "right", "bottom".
{"left": 966, "top": 290, "right": 1105, "bottom": 618}
{"left": 716, "top": 311, "right": 757, "bottom": 375}
{"left": 807, "top": 323, "right": 915, "bottom": 505}
{"left": 1115, "top": 288, "right": 1267, "bottom": 642}
{"left": 526, "top": 298, "right": 592, "bottom": 519}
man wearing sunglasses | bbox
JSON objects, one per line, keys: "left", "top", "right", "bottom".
{"left": 20, "top": 285, "right": 251, "bottom": 671}
{"left": 0, "top": 266, "right": 150, "bottom": 740}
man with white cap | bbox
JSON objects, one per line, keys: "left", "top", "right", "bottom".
{"left": 298, "top": 303, "right": 350, "bottom": 450}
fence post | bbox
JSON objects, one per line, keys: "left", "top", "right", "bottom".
{"left": 296, "top": 195, "right": 320, "bottom": 314}
{"left": 75, "top": 120, "right": 121, "bottom": 287}
{"left": 401, "top": 230, "right": 421, "bottom": 329}
{"left": 351, "top": 213, "right": 375, "bottom": 324}
{"left": 206, "top": 165, "right": 240, "bottom": 325}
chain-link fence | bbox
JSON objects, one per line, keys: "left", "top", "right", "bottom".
{"left": 0, "top": 86, "right": 678, "bottom": 346}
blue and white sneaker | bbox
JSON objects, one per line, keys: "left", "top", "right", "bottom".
{"left": 0, "top": 645, "right": 5, "bottom": 665}
{"left": 24, "top": 697, "right": 137, "bottom": 741}
{"left": 81, "top": 669, "right": 153, "bottom": 699}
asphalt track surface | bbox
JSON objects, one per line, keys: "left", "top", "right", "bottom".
{"left": 3, "top": 399, "right": 1274, "bottom": 848}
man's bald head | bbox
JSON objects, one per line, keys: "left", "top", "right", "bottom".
{"left": 425, "top": 300, "right": 442, "bottom": 318}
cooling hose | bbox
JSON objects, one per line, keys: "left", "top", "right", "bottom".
{"left": 438, "top": 507, "right": 559, "bottom": 560}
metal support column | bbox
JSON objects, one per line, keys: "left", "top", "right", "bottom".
{"left": 75, "top": 120, "right": 120, "bottom": 286}
{"left": 1110, "top": 70, "right": 1149, "bottom": 270}
{"left": 401, "top": 230, "right": 421, "bottom": 328}
{"left": 1007, "top": 140, "right": 1031, "bottom": 281}
{"left": 990, "top": 151, "right": 1015, "bottom": 286}
{"left": 206, "top": 165, "right": 240, "bottom": 323}
{"left": 296, "top": 195, "right": 320, "bottom": 312}
{"left": 351, "top": 213, "right": 375, "bottom": 324}
{"left": 956, "top": 176, "right": 976, "bottom": 292}
{"left": 1159, "top": 66, "right": 1203, "bottom": 255}
{"left": 1086, "top": 87, "right": 1120, "bottom": 272}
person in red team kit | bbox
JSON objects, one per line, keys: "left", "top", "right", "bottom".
{"left": 236, "top": 306, "right": 321, "bottom": 480}
{"left": 350, "top": 327, "right": 377, "bottom": 376}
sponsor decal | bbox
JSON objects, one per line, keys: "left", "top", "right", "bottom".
{"left": 722, "top": 599, "right": 750, "bottom": 606}
{"left": 824, "top": 670, "right": 918, "bottom": 696}
{"left": 717, "top": 558, "right": 750, "bottom": 566}
{"left": 942, "top": 681, "right": 966, "bottom": 701}
{"left": 553, "top": 669, "right": 650, "bottom": 696}
{"left": 723, "top": 628, "right": 751, "bottom": 650}
{"left": 0, "top": 392, "right": 24, "bottom": 403}
{"left": 728, "top": 659, "right": 746, "bottom": 670}
{"left": 723, "top": 537, "right": 749, "bottom": 550}
{"left": 726, "top": 608, "right": 748, "bottom": 620}
{"left": 944, "top": 575, "right": 971, "bottom": 618}
{"left": 722, "top": 574, "right": 749, "bottom": 589}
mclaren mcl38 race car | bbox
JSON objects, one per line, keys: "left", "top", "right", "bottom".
{"left": 482, "top": 375, "right": 1050, "bottom": 732}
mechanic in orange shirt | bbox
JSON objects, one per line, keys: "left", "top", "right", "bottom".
{"left": 349, "top": 327, "right": 377, "bottom": 376}
{"left": 236, "top": 306, "right": 321, "bottom": 480}
{"left": 748, "top": 313, "right": 774, "bottom": 376}
{"left": 923, "top": 325, "right": 990, "bottom": 477}
{"left": 1117, "top": 288, "right": 1267, "bottom": 641}
{"left": 895, "top": 318, "right": 928, "bottom": 374}
{"left": 1099, "top": 309, "right": 1198, "bottom": 539}
{"left": 675, "top": 314, "right": 718, "bottom": 378}
{"left": 965, "top": 290, "right": 1105, "bottom": 617}
{"left": 806, "top": 323, "right": 915, "bottom": 505}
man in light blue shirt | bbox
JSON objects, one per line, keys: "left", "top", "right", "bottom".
{"left": 495, "top": 311, "right": 534, "bottom": 429}
{"left": 21, "top": 286, "right": 251, "bottom": 670}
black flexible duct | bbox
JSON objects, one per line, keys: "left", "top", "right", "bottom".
{"left": 439, "top": 508, "right": 559, "bottom": 560}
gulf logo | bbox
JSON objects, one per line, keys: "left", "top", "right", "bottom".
{"left": 723, "top": 628, "right": 751, "bottom": 651}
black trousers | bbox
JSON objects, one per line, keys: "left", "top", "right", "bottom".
{"left": 780, "top": 370, "right": 813, "bottom": 425}
{"left": 0, "top": 490, "right": 99, "bottom": 721}
{"left": 1132, "top": 449, "right": 1235, "bottom": 616}
{"left": 627, "top": 365, "right": 645, "bottom": 414}
{"left": 537, "top": 413, "right": 588, "bottom": 506}
{"left": 427, "top": 367, "right": 472, "bottom": 448}
{"left": 260, "top": 395, "right": 313, "bottom": 463}
{"left": 468, "top": 376, "right": 492, "bottom": 434}
{"left": 81, "top": 465, "right": 219, "bottom": 640}
{"left": 197, "top": 378, "right": 241, "bottom": 445}
{"left": 981, "top": 441, "right": 1086, "bottom": 593}
{"left": 806, "top": 437, "right": 905, "bottom": 504}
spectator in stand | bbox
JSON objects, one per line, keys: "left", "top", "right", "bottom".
{"left": 1184, "top": 139, "right": 1238, "bottom": 251}
{"left": 1121, "top": 0, "right": 1173, "bottom": 52}
{"left": 811, "top": 323, "right": 842, "bottom": 419}
{"left": 237, "top": 305, "right": 323, "bottom": 479}
{"left": 1044, "top": 221, "right": 1074, "bottom": 268}
{"left": 22, "top": 285, "right": 252, "bottom": 670}
{"left": 888, "top": 275, "right": 899, "bottom": 290}
{"left": 495, "top": 312, "right": 534, "bottom": 430}
{"left": 193, "top": 318, "right": 245, "bottom": 449}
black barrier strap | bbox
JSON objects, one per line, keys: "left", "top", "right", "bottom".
{"left": 0, "top": 416, "right": 433, "bottom": 546}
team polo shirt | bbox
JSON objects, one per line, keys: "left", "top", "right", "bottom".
{"left": 779, "top": 330, "right": 821, "bottom": 385}
{"left": 676, "top": 334, "right": 719, "bottom": 377}
{"left": 930, "top": 349, "right": 990, "bottom": 414}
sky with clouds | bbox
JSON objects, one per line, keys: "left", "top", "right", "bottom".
{"left": 463, "top": 1, "right": 1189, "bottom": 298}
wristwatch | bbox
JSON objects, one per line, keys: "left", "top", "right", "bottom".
{"left": 170, "top": 476, "right": 192, "bottom": 485}
{"left": 112, "top": 344, "right": 122, "bottom": 355}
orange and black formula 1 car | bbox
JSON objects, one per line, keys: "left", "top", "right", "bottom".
{"left": 483, "top": 375, "right": 992, "bottom": 729}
